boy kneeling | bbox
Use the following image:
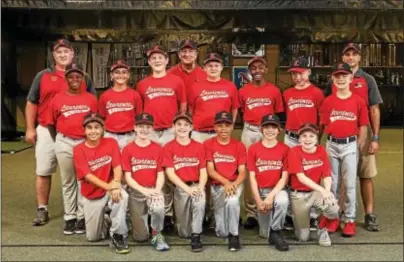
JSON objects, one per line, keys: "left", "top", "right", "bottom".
{"left": 122, "top": 113, "right": 169, "bottom": 251}
{"left": 248, "top": 115, "right": 289, "bottom": 251}
{"left": 73, "top": 113, "right": 129, "bottom": 254}
{"left": 163, "top": 112, "right": 207, "bottom": 252}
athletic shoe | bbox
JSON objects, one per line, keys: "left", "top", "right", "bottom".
{"left": 327, "top": 218, "right": 340, "bottom": 233}
{"left": 190, "top": 234, "right": 203, "bottom": 252}
{"left": 151, "top": 233, "right": 170, "bottom": 251}
{"left": 110, "top": 233, "right": 130, "bottom": 254}
{"left": 310, "top": 218, "right": 318, "bottom": 231}
{"left": 283, "top": 216, "right": 294, "bottom": 231}
{"left": 63, "top": 219, "right": 77, "bottom": 235}
{"left": 32, "top": 208, "right": 49, "bottom": 226}
{"left": 317, "top": 228, "right": 331, "bottom": 247}
{"left": 163, "top": 216, "right": 174, "bottom": 232}
{"left": 75, "top": 219, "right": 86, "bottom": 234}
{"left": 243, "top": 217, "right": 258, "bottom": 230}
{"left": 228, "top": 234, "right": 241, "bottom": 252}
{"left": 342, "top": 222, "right": 356, "bottom": 237}
{"left": 268, "top": 230, "right": 289, "bottom": 251}
{"left": 364, "top": 214, "right": 380, "bottom": 232}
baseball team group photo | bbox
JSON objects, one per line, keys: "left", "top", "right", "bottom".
{"left": 1, "top": 2, "right": 403, "bottom": 261}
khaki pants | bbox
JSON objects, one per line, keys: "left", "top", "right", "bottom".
{"left": 55, "top": 133, "right": 85, "bottom": 221}
{"left": 128, "top": 188, "right": 165, "bottom": 242}
{"left": 35, "top": 125, "right": 57, "bottom": 176}
{"left": 83, "top": 189, "right": 128, "bottom": 241}
{"left": 290, "top": 191, "right": 339, "bottom": 242}
{"left": 358, "top": 125, "right": 378, "bottom": 178}
{"left": 174, "top": 185, "right": 206, "bottom": 238}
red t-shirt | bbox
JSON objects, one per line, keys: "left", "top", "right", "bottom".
{"left": 189, "top": 79, "right": 240, "bottom": 131}
{"left": 99, "top": 87, "right": 143, "bottom": 133}
{"left": 204, "top": 137, "right": 246, "bottom": 184}
{"left": 320, "top": 93, "right": 369, "bottom": 138}
{"left": 283, "top": 84, "right": 324, "bottom": 131}
{"left": 121, "top": 141, "right": 164, "bottom": 187}
{"left": 288, "top": 145, "right": 331, "bottom": 191}
{"left": 137, "top": 74, "right": 187, "bottom": 129}
{"left": 73, "top": 138, "right": 121, "bottom": 199}
{"left": 332, "top": 77, "right": 369, "bottom": 106}
{"left": 247, "top": 141, "right": 289, "bottom": 188}
{"left": 162, "top": 139, "right": 206, "bottom": 182}
{"left": 238, "top": 83, "right": 284, "bottom": 125}
{"left": 47, "top": 92, "right": 98, "bottom": 139}
{"left": 167, "top": 64, "right": 207, "bottom": 104}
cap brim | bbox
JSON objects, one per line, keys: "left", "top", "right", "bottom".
{"left": 332, "top": 70, "right": 351, "bottom": 75}
{"left": 147, "top": 50, "right": 168, "bottom": 58}
{"left": 65, "top": 69, "right": 84, "bottom": 76}
{"left": 214, "top": 119, "right": 233, "bottom": 125}
{"left": 342, "top": 47, "right": 360, "bottom": 54}
{"left": 261, "top": 121, "right": 280, "bottom": 127}
{"left": 83, "top": 118, "right": 104, "bottom": 127}
{"left": 111, "top": 65, "right": 130, "bottom": 72}
{"left": 180, "top": 44, "right": 196, "bottom": 50}
{"left": 53, "top": 44, "right": 72, "bottom": 51}
{"left": 248, "top": 59, "right": 267, "bottom": 67}
{"left": 173, "top": 116, "right": 193, "bottom": 124}
{"left": 136, "top": 120, "right": 153, "bottom": 125}
{"left": 288, "top": 68, "right": 309, "bottom": 73}
{"left": 298, "top": 127, "right": 319, "bottom": 136}
{"left": 204, "top": 58, "right": 223, "bottom": 65}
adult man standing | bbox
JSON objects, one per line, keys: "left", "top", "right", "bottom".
{"left": 26, "top": 39, "right": 95, "bottom": 226}
{"left": 325, "top": 43, "right": 383, "bottom": 232}
{"left": 238, "top": 56, "right": 284, "bottom": 230}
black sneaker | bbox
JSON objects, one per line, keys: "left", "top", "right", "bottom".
{"left": 364, "top": 213, "right": 380, "bottom": 232}
{"left": 269, "top": 230, "right": 289, "bottom": 251}
{"left": 310, "top": 218, "right": 318, "bottom": 231}
{"left": 110, "top": 233, "right": 130, "bottom": 254}
{"left": 75, "top": 219, "right": 86, "bottom": 234}
{"left": 190, "top": 234, "right": 203, "bottom": 252}
{"left": 228, "top": 234, "right": 241, "bottom": 252}
{"left": 284, "top": 216, "right": 294, "bottom": 231}
{"left": 63, "top": 219, "right": 77, "bottom": 235}
{"left": 163, "top": 216, "right": 174, "bottom": 232}
{"left": 244, "top": 217, "right": 258, "bottom": 230}
{"left": 32, "top": 208, "right": 49, "bottom": 226}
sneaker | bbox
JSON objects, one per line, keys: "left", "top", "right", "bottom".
{"left": 243, "top": 217, "right": 258, "bottom": 230}
{"left": 310, "top": 218, "right": 318, "bottom": 231}
{"left": 283, "top": 216, "right": 294, "bottom": 231}
{"left": 268, "top": 230, "right": 289, "bottom": 251}
{"left": 342, "top": 222, "right": 356, "bottom": 237}
{"left": 151, "top": 233, "right": 170, "bottom": 251}
{"left": 32, "top": 208, "right": 49, "bottom": 226}
{"left": 75, "top": 219, "right": 86, "bottom": 234}
{"left": 63, "top": 219, "right": 77, "bottom": 235}
{"left": 364, "top": 214, "right": 380, "bottom": 232}
{"left": 327, "top": 218, "right": 340, "bottom": 233}
{"left": 190, "top": 234, "right": 203, "bottom": 252}
{"left": 317, "top": 228, "right": 331, "bottom": 247}
{"left": 163, "top": 216, "right": 174, "bottom": 232}
{"left": 110, "top": 233, "right": 130, "bottom": 254}
{"left": 228, "top": 234, "right": 241, "bottom": 252}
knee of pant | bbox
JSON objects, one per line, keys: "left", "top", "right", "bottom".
{"left": 226, "top": 196, "right": 239, "bottom": 208}
{"left": 151, "top": 204, "right": 165, "bottom": 215}
{"left": 275, "top": 197, "right": 289, "bottom": 210}
{"left": 194, "top": 198, "right": 206, "bottom": 210}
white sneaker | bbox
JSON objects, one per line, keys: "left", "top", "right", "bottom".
{"left": 317, "top": 228, "right": 331, "bottom": 247}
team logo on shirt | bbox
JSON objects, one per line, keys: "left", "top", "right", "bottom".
{"left": 246, "top": 97, "right": 271, "bottom": 110}
{"left": 130, "top": 157, "right": 157, "bottom": 172}
{"left": 256, "top": 158, "right": 282, "bottom": 172}
{"left": 302, "top": 159, "right": 323, "bottom": 170}
{"left": 61, "top": 105, "right": 91, "bottom": 117}
{"left": 88, "top": 156, "right": 112, "bottom": 171}
{"left": 287, "top": 98, "right": 314, "bottom": 111}
{"left": 213, "top": 152, "right": 235, "bottom": 163}
{"left": 200, "top": 90, "right": 229, "bottom": 101}
{"left": 106, "top": 101, "right": 134, "bottom": 115}
{"left": 329, "top": 109, "right": 357, "bottom": 122}
{"left": 354, "top": 82, "right": 363, "bottom": 88}
{"left": 145, "top": 87, "right": 175, "bottom": 99}
{"left": 173, "top": 155, "right": 200, "bottom": 170}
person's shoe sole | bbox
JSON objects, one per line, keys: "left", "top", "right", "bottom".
{"left": 365, "top": 225, "right": 380, "bottom": 232}
{"left": 229, "top": 248, "right": 240, "bottom": 252}
{"left": 319, "top": 242, "right": 332, "bottom": 247}
{"left": 109, "top": 242, "right": 131, "bottom": 254}
{"left": 75, "top": 230, "right": 86, "bottom": 234}
{"left": 63, "top": 230, "right": 75, "bottom": 235}
{"left": 32, "top": 219, "right": 48, "bottom": 227}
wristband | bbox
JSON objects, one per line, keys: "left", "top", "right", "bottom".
{"left": 371, "top": 135, "right": 380, "bottom": 142}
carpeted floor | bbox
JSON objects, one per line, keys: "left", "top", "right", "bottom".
{"left": 1, "top": 129, "right": 403, "bottom": 261}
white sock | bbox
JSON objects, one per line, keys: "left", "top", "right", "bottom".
{"left": 38, "top": 205, "right": 48, "bottom": 211}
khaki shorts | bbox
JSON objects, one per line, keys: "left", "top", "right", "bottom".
{"left": 357, "top": 125, "right": 378, "bottom": 178}
{"left": 35, "top": 125, "right": 57, "bottom": 176}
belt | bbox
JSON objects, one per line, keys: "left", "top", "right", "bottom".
{"left": 106, "top": 130, "right": 134, "bottom": 135}
{"left": 291, "top": 189, "right": 313, "bottom": 193}
{"left": 244, "top": 122, "right": 260, "bottom": 132}
{"left": 184, "top": 181, "right": 199, "bottom": 186}
{"left": 285, "top": 130, "right": 299, "bottom": 139}
{"left": 196, "top": 129, "right": 216, "bottom": 134}
{"left": 327, "top": 135, "right": 357, "bottom": 144}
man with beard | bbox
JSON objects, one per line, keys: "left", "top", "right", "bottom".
{"left": 238, "top": 56, "right": 284, "bottom": 230}
{"left": 27, "top": 39, "right": 95, "bottom": 227}
{"left": 47, "top": 63, "right": 98, "bottom": 235}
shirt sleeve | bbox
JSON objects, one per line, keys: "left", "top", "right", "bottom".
{"left": 161, "top": 145, "right": 174, "bottom": 168}
{"left": 358, "top": 97, "right": 370, "bottom": 126}
{"left": 110, "top": 139, "right": 121, "bottom": 168}
{"left": 199, "top": 145, "right": 207, "bottom": 169}
{"left": 204, "top": 141, "right": 213, "bottom": 162}
{"left": 237, "top": 142, "right": 247, "bottom": 165}
{"left": 177, "top": 78, "right": 187, "bottom": 105}
{"left": 230, "top": 83, "right": 240, "bottom": 110}
{"left": 247, "top": 146, "right": 256, "bottom": 172}
{"left": 287, "top": 149, "right": 303, "bottom": 174}
{"left": 274, "top": 87, "right": 284, "bottom": 113}
{"left": 134, "top": 90, "right": 144, "bottom": 116}
{"left": 319, "top": 100, "right": 330, "bottom": 126}
{"left": 321, "top": 148, "right": 332, "bottom": 178}
{"left": 121, "top": 146, "right": 132, "bottom": 172}
{"left": 98, "top": 93, "right": 107, "bottom": 118}
{"left": 157, "top": 146, "right": 164, "bottom": 172}
{"left": 73, "top": 146, "right": 92, "bottom": 181}
{"left": 26, "top": 70, "right": 47, "bottom": 104}
{"left": 364, "top": 73, "right": 383, "bottom": 106}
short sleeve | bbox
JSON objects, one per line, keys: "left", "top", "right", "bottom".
{"left": 134, "top": 90, "right": 144, "bottom": 115}
{"left": 230, "top": 83, "right": 240, "bottom": 110}
{"left": 287, "top": 149, "right": 303, "bottom": 174}
{"left": 157, "top": 146, "right": 164, "bottom": 172}
{"left": 358, "top": 98, "right": 370, "bottom": 126}
{"left": 110, "top": 139, "right": 121, "bottom": 168}
{"left": 204, "top": 141, "right": 213, "bottom": 162}
{"left": 274, "top": 87, "right": 284, "bottom": 113}
{"left": 198, "top": 145, "right": 207, "bottom": 169}
{"left": 73, "top": 146, "right": 92, "bottom": 181}
{"left": 364, "top": 73, "right": 383, "bottom": 106}
{"left": 247, "top": 146, "right": 256, "bottom": 172}
{"left": 162, "top": 144, "right": 174, "bottom": 168}
{"left": 121, "top": 145, "right": 132, "bottom": 172}
{"left": 27, "top": 70, "right": 47, "bottom": 104}
{"left": 237, "top": 142, "right": 247, "bottom": 165}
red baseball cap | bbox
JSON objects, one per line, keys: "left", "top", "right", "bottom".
{"left": 173, "top": 112, "right": 193, "bottom": 124}
{"left": 52, "top": 39, "right": 73, "bottom": 51}
{"left": 298, "top": 123, "right": 320, "bottom": 136}
{"left": 83, "top": 112, "right": 104, "bottom": 127}
{"left": 135, "top": 113, "right": 154, "bottom": 126}
{"left": 331, "top": 62, "right": 352, "bottom": 75}
{"left": 288, "top": 57, "right": 309, "bottom": 73}
{"left": 342, "top": 43, "right": 361, "bottom": 54}
{"left": 179, "top": 40, "right": 197, "bottom": 50}
{"left": 203, "top": 53, "right": 223, "bottom": 65}
{"left": 110, "top": 60, "right": 130, "bottom": 72}
{"left": 248, "top": 56, "right": 267, "bottom": 68}
{"left": 146, "top": 45, "right": 168, "bottom": 58}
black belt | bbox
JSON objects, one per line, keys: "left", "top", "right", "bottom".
{"left": 106, "top": 130, "right": 134, "bottom": 135}
{"left": 285, "top": 130, "right": 299, "bottom": 139}
{"left": 291, "top": 189, "right": 313, "bottom": 193}
{"left": 327, "top": 135, "right": 356, "bottom": 144}
{"left": 184, "top": 181, "right": 199, "bottom": 186}
{"left": 196, "top": 129, "right": 216, "bottom": 134}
